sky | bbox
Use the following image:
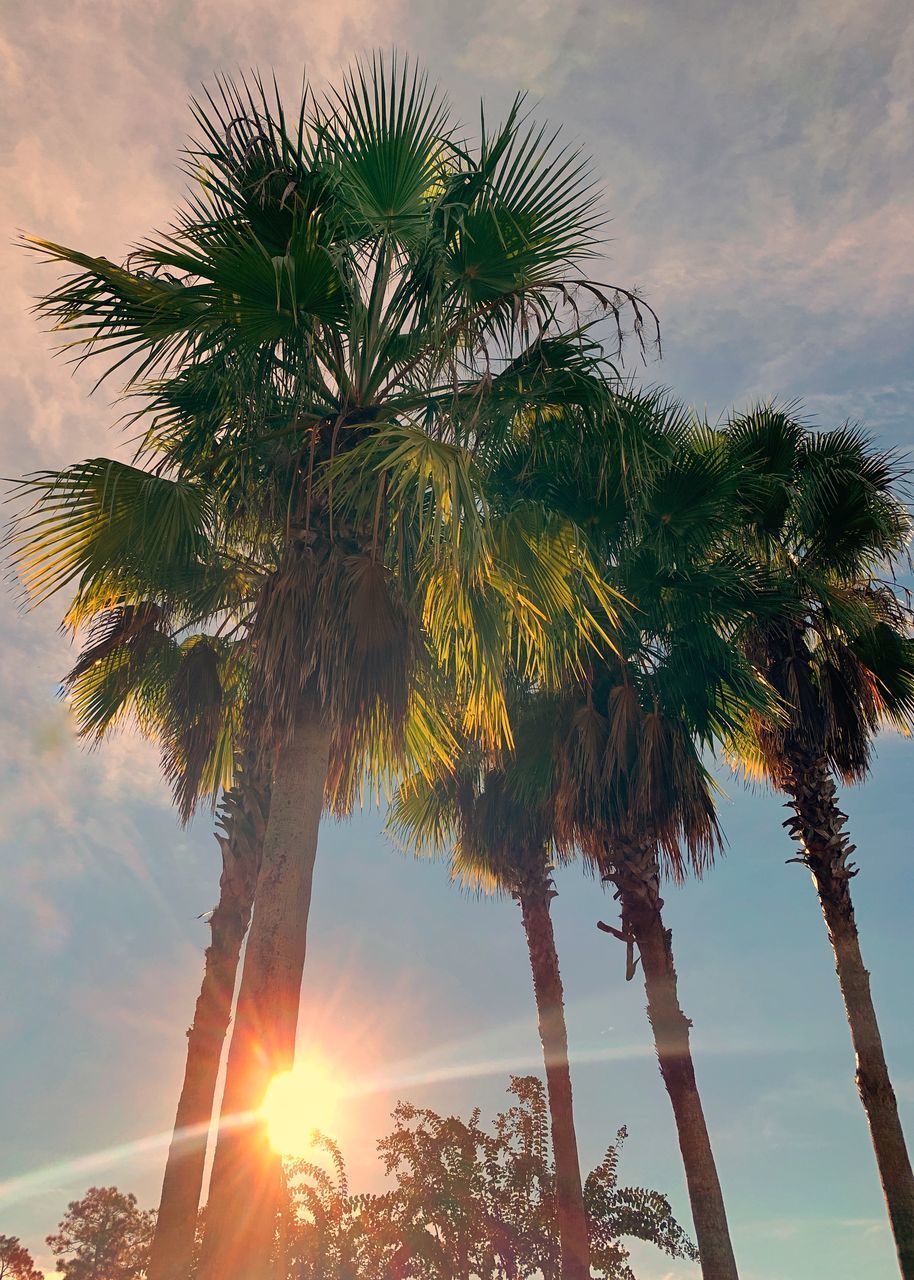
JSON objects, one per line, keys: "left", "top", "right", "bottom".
{"left": 1, "top": 2, "right": 913, "bottom": 1277}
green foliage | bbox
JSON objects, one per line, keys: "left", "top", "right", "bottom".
{"left": 536, "top": 405, "right": 782, "bottom": 876}
{"left": 10, "top": 55, "right": 651, "bottom": 805}
{"left": 55, "top": 600, "right": 245, "bottom": 823}
{"left": 720, "top": 404, "right": 914, "bottom": 786}
{"left": 46, "top": 1187, "right": 154, "bottom": 1280}
{"left": 24, "top": 1084, "right": 692, "bottom": 1280}
{"left": 394, "top": 394, "right": 782, "bottom": 886}
{"left": 7, "top": 461, "right": 214, "bottom": 609}
{"left": 278, "top": 1077, "right": 696, "bottom": 1280}
{"left": 389, "top": 688, "right": 561, "bottom": 900}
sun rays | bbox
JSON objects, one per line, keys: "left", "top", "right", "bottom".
{"left": 0, "top": 1032, "right": 659, "bottom": 1209}
{"left": 0, "top": 1000, "right": 782, "bottom": 1215}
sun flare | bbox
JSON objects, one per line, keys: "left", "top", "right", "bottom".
{"left": 260, "top": 1059, "right": 342, "bottom": 1157}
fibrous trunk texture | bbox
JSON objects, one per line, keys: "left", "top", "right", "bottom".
{"left": 607, "top": 839, "right": 739, "bottom": 1280}
{"left": 199, "top": 709, "right": 330, "bottom": 1280}
{"left": 148, "top": 759, "right": 270, "bottom": 1280}
{"left": 518, "top": 868, "right": 591, "bottom": 1280}
{"left": 782, "top": 745, "right": 914, "bottom": 1279}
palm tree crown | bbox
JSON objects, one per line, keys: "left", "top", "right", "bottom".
{"left": 722, "top": 405, "right": 914, "bottom": 781}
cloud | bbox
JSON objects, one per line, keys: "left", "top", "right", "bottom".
{"left": 0, "top": 0, "right": 413, "bottom": 472}
{"left": 0, "top": 597, "right": 173, "bottom": 949}
{"left": 455, "top": 0, "right": 647, "bottom": 93}
{"left": 572, "top": 0, "right": 914, "bottom": 424}
{"left": 743, "top": 1213, "right": 888, "bottom": 1241}
{"left": 715, "top": 1070, "right": 862, "bottom": 1154}
{"left": 453, "top": 0, "right": 914, "bottom": 431}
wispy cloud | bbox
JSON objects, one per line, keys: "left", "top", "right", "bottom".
{"left": 455, "top": 0, "right": 914, "bottom": 435}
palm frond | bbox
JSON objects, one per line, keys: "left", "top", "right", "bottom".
{"left": 7, "top": 459, "right": 214, "bottom": 605}
{"left": 320, "top": 53, "right": 454, "bottom": 245}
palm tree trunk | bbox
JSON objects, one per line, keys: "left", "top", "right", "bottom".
{"left": 199, "top": 707, "right": 331, "bottom": 1280}
{"left": 147, "top": 762, "right": 269, "bottom": 1280}
{"left": 782, "top": 745, "right": 914, "bottom": 1279}
{"left": 518, "top": 871, "right": 591, "bottom": 1280}
{"left": 605, "top": 839, "right": 739, "bottom": 1280}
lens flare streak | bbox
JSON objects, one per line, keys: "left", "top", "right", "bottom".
{"left": 0, "top": 1035, "right": 700, "bottom": 1208}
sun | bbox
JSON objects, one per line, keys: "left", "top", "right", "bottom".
{"left": 259, "top": 1058, "right": 342, "bottom": 1157}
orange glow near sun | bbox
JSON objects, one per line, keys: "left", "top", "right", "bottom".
{"left": 260, "top": 1058, "right": 343, "bottom": 1157}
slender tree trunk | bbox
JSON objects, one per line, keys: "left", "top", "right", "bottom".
{"left": 604, "top": 840, "right": 739, "bottom": 1280}
{"left": 199, "top": 708, "right": 331, "bottom": 1280}
{"left": 148, "top": 760, "right": 270, "bottom": 1280}
{"left": 782, "top": 745, "right": 914, "bottom": 1279}
{"left": 518, "top": 870, "right": 591, "bottom": 1280}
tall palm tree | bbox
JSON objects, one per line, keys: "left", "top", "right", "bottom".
{"left": 391, "top": 699, "right": 592, "bottom": 1280}
{"left": 54, "top": 590, "right": 268, "bottom": 1280}
{"left": 153, "top": 758, "right": 268, "bottom": 1280}
{"left": 722, "top": 406, "right": 914, "bottom": 1277}
{"left": 554, "top": 644, "right": 755, "bottom": 1280}
{"left": 54, "top": 572, "right": 453, "bottom": 1280}
{"left": 491, "top": 395, "right": 782, "bottom": 1280}
{"left": 396, "top": 409, "right": 774, "bottom": 1280}
{"left": 12, "top": 57, "right": 646, "bottom": 1280}
{"left": 394, "top": 638, "right": 760, "bottom": 1280}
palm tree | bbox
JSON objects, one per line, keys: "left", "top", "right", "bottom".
{"left": 13, "top": 57, "right": 648, "bottom": 1280}
{"left": 490, "top": 395, "right": 780, "bottom": 1280}
{"left": 554, "top": 647, "right": 752, "bottom": 1280}
{"left": 395, "top": 408, "right": 778, "bottom": 1280}
{"left": 391, "top": 698, "right": 592, "bottom": 1280}
{"left": 721, "top": 406, "right": 914, "bottom": 1277}
{"left": 152, "top": 758, "right": 268, "bottom": 1280}
{"left": 52, "top": 588, "right": 268, "bottom": 1280}
{"left": 394, "top": 643, "right": 758, "bottom": 1280}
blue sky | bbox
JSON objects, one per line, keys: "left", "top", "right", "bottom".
{"left": 1, "top": 3, "right": 913, "bottom": 1277}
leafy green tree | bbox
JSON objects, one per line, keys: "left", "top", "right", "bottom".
{"left": 722, "top": 406, "right": 914, "bottom": 1276}
{"left": 279, "top": 1077, "right": 696, "bottom": 1280}
{"left": 46, "top": 1187, "right": 154, "bottom": 1280}
{"left": 585, "top": 1123, "right": 699, "bottom": 1280}
{"left": 0, "top": 1236, "right": 42, "bottom": 1280}
{"left": 14, "top": 56, "right": 645, "bottom": 1280}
